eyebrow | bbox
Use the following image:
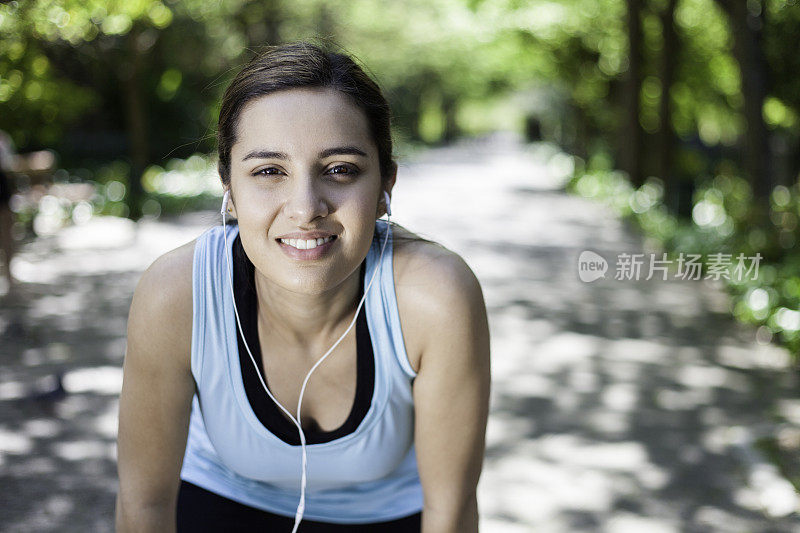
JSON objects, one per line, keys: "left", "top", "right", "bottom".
{"left": 241, "top": 146, "right": 368, "bottom": 162}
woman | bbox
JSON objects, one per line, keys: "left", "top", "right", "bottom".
{"left": 116, "top": 41, "right": 490, "bottom": 532}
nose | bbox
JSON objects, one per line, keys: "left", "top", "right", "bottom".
{"left": 283, "top": 177, "right": 329, "bottom": 223}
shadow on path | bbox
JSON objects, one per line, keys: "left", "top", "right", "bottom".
{"left": 0, "top": 136, "right": 798, "bottom": 532}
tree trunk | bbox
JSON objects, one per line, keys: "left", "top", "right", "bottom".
{"left": 658, "top": 0, "right": 679, "bottom": 213}
{"left": 316, "top": 3, "right": 335, "bottom": 43}
{"left": 122, "top": 23, "right": 148, "bottom": 220}
{"left": 792, "top": 139, "right": 800, "bottom": 189}
{"left": 736, "top": 0, "right": 770, "bottom": 202}
{"left": 622, "top": 0, "right": 645, "bottom": 188}
{"left": 265, "top": 0, "right": 283, "bottom": 45}
{"left": 716, "top": 0, "right": 771, "bottom": 209}
{"left": 441, "top": 95, "right": 459, "bottom": 144}
{"left": 573, "top": 102, "right": 590, "bottom": 161}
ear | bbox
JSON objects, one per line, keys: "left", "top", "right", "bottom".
{"left": 225, "top": 187, "right": 238, "bottom": 219}
{"left": 377, "top": 164, "right": 398, "bottom": 218}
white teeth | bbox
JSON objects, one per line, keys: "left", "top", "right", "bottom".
{"left": 280, "top": 236, "right": 334, "bottom": 250}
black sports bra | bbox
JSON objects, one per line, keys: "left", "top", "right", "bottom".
{"left": 231, "top": 234, "right": 374, "bottom": 445}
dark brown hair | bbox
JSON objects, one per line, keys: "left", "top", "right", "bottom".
{"left": 217, "top": 40, "right": 396, "bottom": 188}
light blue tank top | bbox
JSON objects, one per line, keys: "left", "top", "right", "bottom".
{"left": 179, "top": 219, "right": 424, "bottom": 523}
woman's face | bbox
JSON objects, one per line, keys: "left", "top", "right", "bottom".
{"left": 227, "top": 87, "right": 387, "bottom": 295}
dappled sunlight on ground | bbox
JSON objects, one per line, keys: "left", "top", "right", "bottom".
{"left": 0, "top": 211, "right": 211, "bottom": 531}
{"left": 0, "top": 135, "right": 798, "bottom": 531}
{"left": 394, "top": 134, "right": 800, "bottom": 532}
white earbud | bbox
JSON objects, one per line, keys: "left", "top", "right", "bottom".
{"left": 221, "top": 190, "right": 230, "bottom": 216}
{"left": 383, "top": 190, "right": 391, "bottom": 217}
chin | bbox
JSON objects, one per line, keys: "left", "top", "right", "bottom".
{"left": 282, "top": 269, "right": 345, "bottom": 295}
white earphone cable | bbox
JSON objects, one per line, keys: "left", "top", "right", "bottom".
{"left": 220, "top": 191, "right": 391, "bottom": 532}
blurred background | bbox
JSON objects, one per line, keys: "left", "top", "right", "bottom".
{"left": 2, "top": 0, "right": 800, "bottom": 531}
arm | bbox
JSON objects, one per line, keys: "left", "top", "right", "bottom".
{"left": 116, "top": 242, "right": 196, "bottom": 532}
{"left": 409, "top": 250, "right": 491, "bottom": 533}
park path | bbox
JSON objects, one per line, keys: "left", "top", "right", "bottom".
{"left": 1, "top": 133, "right": 799, "bottom": 532}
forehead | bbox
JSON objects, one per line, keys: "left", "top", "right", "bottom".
{"left": 232, "top": 87, "right": 374, "bottom": 160}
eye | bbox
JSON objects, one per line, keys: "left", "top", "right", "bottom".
{"left": 326, "top": 164, "right": 360, "bottom": 178}
{"left": 252, "top": 167, "right": 283, "bottom": 177}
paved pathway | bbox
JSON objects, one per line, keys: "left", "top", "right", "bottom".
{"left": 1, "top": 133, "right": 799, "bottom": 532}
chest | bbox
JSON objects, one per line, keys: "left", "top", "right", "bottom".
{"left": 257, "top": 320, "right": 360, "bottom": 434}
{"left": 255, "top": 298, "right": 423, "bottom": 435}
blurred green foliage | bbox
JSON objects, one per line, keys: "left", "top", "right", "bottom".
{"left": 1, "top": 0, "right": 800, "bottom": 353}
{"left": 3, "top": 0, "right": 799, "bottom": 172}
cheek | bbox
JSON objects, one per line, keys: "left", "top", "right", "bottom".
{"left": 341, "top": 191, "right": 376, "bottom": 214}
{"left": 234, "top": 187, "right": 279, "bottom": 217}
{"left": 340, "top": 180, "right": 381, "bottom": 209}
{"left": 338, "top": 198, "right": 380, "bottom": 239}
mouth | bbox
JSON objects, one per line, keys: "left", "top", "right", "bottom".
{"left": 275, "top": 233, "right": 339, "bottom": 261}
{"left": 276, "top": 235, "right": 337, "bottom": 250}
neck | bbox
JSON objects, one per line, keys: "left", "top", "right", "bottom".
{"left": 253, "top": 266, "right": 362, "bottom": 353}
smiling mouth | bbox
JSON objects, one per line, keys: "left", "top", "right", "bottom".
{"left": 277, "top": 235, "right": 337, "bottom": 250}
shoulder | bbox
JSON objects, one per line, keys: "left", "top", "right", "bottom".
{"left": 135, "top": 237, "right": 196, "bottom": 305}
{"left": 126, "top": 237, "right": 198, "bottom": 371}
{"left": 391, "top": 224, "right": 487, "bottom": 374}
{"left": 392, "top": 224, "right": 484, "bottom": 307}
